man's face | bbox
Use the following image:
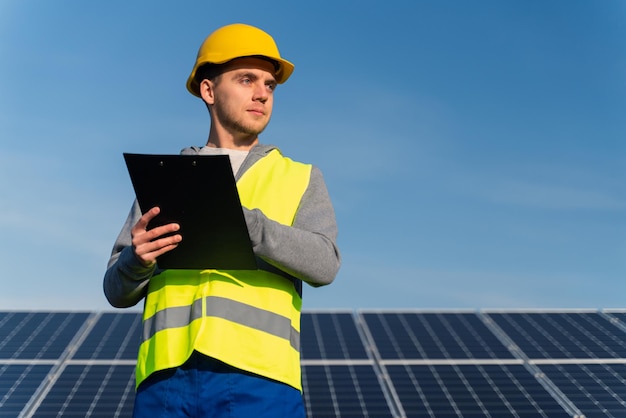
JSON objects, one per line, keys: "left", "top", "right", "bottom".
{"left": 207, "top": 57, "right": 278, "bottom": 138}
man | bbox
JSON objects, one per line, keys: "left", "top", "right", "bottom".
{"left": 103, "top": 23, "right": 340, "bottom": 417}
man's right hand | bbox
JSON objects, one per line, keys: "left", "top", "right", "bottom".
{"left": 131, "top": 207, "right": 182, "bottom": 267}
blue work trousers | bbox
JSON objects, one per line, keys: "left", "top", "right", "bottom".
{"left": 133, "top": 352, "right": 305, "bottom": 418}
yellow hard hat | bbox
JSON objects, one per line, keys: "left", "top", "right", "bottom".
{"left": 186, "top": 23, "right": 295, "bottom": 97}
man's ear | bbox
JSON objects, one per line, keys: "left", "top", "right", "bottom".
{"left": 199, "top": 79, "right": 215, "bottom": 105}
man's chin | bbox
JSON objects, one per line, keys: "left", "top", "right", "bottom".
{"left": 236, "top": 124, "right": 268, "bottom": 137}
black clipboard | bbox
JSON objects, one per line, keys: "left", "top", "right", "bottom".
{"left": 123, "top": 153, "right": 257, "bottom": 270}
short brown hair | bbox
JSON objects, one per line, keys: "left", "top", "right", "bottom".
{"left": 195, "top": 63, "right": 225, "bottom": 85}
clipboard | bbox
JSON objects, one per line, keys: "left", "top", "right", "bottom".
{"left": 123, "top": 153, "right": 257, "bottom": 270}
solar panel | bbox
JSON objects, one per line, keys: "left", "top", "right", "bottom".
{"left": 29, "top": 363, "right": 398, "bottom": 418}
{"left": 22, "top": 364, "right": 398, "bottom": 418}
{"left": 538, "top": 363, "right": 626, "bottom": 418}
{"left": 0, "top": 312, "right": 89, "bottom": 360}
{"left": 0, "top": 364, "right": 53, "bottom": 416}
{"left": 30, "top": 364, "right": 135, "bottom": 418}
{"left": 73, "top": 313, "right": 142, "bottom": 360}
{"left": 386, "top": 364, "right": 572, "bottom": 417}
{"left": 361, "top": 311, "right": 515, "bottom": 360}
{"left": 301, "top": 312, "right": 368, "bottom": 360}
{"left": 486, "top": 311, "right": 626, "bottom": 359}
{"left": 2, "top": 309, "right": 626, "bottom": 417}
{"left": 302, "top": 364, "right": 395, "bottom": 417}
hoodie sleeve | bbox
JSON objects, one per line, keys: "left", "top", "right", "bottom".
{"left": 103, "top": 201, "right": 155, "bottom": 308}
{"left": 243, "top": 166, "right": 341, "bottom": 286}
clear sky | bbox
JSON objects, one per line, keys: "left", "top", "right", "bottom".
{"left": 1, "top": 0, "right": 624, "bottom": 312}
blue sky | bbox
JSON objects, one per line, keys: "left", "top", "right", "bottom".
{"left": 1, "top": 0, "right": 624, "bottom": 312}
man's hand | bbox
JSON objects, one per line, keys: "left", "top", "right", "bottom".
{"left": 131, "top": 207, "right": 182, "bottom": 267}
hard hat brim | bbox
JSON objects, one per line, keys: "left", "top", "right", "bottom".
{"left": 186, "top": 55, "right": 294, "bottom": 98}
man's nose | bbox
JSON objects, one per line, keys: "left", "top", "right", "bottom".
{"left": 253, "top": 82, "right": 269, "bottom": 102}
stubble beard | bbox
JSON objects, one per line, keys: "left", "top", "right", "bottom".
{"left": 214, "top": 103, "right": 270, "bottom": 138}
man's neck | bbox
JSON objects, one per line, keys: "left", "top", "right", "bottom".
{"left": 206, "top": 129, "right": 258, "bottom": 150}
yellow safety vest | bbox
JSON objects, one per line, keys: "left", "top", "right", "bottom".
{"left": 135, "top": 149, "right": 312, "bottom": 391}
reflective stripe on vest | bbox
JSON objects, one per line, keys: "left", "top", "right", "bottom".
{"left": 136, "top": 149, "right": 312, "bottom": 391}
{"left": 142, "top": 296, "right": 300, "bottom": 351}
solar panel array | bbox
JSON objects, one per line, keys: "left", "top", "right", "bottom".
{"left": 1, "top": 309, "right": 626, "bottom": 417}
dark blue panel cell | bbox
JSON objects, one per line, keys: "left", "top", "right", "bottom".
{"left": 607, "top": 312, "right": 626, "bottom": 329}
{"left": 301, "top": 312, "right": 368, "bottom": 360}
{"left": 73, "top": 312, "right": 142, "bottom": 360}
{"left": 539, "top": 363, "right": 626, "bottom": 417}
{"left": 31, "top": 364, "right": 136, "bottom": 418}
{"left": 302, "top": 364, "right": 394, "bottom": 417}
{"left": 488, "top": 312, "right": 626, "bottom": 359}
{"left": 362, "top": 312, "right": 514, "bottom": 360}
{"left": 0, "top": 312, "right": 90, "bottom": 360}
{"left": 0, "top": 363, "right": 53, "bottom": 417}
{"left": 386, "top": 364, "right": 571, "bottom": 418}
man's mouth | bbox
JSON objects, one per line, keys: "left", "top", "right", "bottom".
{"left": 248, "top": 108, "right": 265, "bottom": 116}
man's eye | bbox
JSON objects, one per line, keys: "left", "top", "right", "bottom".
{"left": 267, "top": 83, "right": 276, "bottom": 91}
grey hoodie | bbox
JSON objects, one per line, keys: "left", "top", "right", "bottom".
{"left": 103, "top": 143, "right": 341, "bottom": 308}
